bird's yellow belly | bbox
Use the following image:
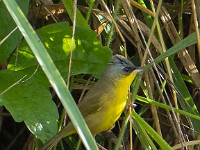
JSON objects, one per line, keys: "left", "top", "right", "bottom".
{"left": 86, "top": 75, "right": 135, "bottom": 135}
{"left": 86, "top": 94, "right": 127, "bottom": 135}
{"left": 104, "top": 101, "right": 126, "bottom": 129}
{"left": 98, "top": 76, "right": 134, "bottom": 132}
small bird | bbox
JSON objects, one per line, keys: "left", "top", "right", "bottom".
{"left": 42, "top": 54, "right": 143, "bottom": 149}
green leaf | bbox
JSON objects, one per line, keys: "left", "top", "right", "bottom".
{"left": 62, "top": 0, "right": 89, "bottom": 28}
{"left": 132, "top": 110, "right": 173, "bottom": 149}
{"left": 145, "top": 30, "right": 200, "bottom": 69}
{"left": 9, "top": 22, "right": 112, "bottom": 77}
{"left": 169, "top": 57, "right": 200, "bottom": 133}
{"left": 0, "top": 0, "right": 29, "bottom": 63}
{"left": 2, "top": 0, "right": 110, "bottom": 147}
{"left": 0, "top": 70, "right": 58, "bottom": 142}
{"left": 133, "top": 121, "right": 157, "bottom": 150}
{"left": 136, "top": 95, "right": 200, "bottom": 121}
{"left": 2, "top": 19, "right": 111, "bottom": 145}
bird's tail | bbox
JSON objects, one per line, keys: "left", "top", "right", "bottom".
{"left": 41, "top": 123, "right": 75, "bottom": 150}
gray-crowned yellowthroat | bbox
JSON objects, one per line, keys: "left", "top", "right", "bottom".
{"left": 42, "top": 54, "right": 143, "bottom": 149}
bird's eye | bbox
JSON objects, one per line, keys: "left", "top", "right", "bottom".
{"left": 123, "top": 67, "right": 131, "bottom": 74}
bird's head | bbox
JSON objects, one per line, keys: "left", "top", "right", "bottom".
{"left": 103, "top": 55, "right": 143, "bottom": 81}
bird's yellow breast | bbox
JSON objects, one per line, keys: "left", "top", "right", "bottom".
{"left": 92, "top": 72, "right": 137, "bottom": 133}
{"left": 64, "top": 72, "right": 137, "bottom": 136}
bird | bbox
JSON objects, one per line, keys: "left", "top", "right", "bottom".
{"left": 42, "top": 54, "right": 143, "bottom": 149}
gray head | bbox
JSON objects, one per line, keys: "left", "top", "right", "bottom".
{"left": 103, "top": 55, "right": 143, "bottom": 79}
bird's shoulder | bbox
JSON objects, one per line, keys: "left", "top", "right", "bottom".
{"left": 77, "top": 90, "right": 104, "bottom": 117}
{"left": 77, "top": 77, "right": 115, "bottom": 116}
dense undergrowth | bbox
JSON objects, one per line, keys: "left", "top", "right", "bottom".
{"left": 0, "top": 0, "right": 200, "bottom": 149}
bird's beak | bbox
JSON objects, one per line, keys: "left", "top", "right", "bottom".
{"left": 133, "top": 66, "right": 145, "bottom": 73}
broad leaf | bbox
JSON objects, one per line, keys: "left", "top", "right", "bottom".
{"left": 1, "top": 22, "right": 112, "bottom": 142}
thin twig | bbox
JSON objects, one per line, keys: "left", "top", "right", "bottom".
{"left": 0, "top": 75, "right": 27, "bottom": 96}
{"left": 67, "top": 0, "right": 77, "bottom": 88}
